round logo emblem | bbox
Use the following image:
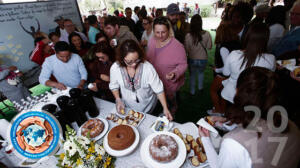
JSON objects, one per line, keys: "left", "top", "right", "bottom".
{"left": 9, "top": 111, "right": 61, "bottom": 159}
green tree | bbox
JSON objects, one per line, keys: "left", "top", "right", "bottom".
{"left": 78, "top": 0, "right": 104, "bottom": 13}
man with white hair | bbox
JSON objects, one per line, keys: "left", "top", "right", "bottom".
{"left": 254, "top": 3, "right": 270, "bottom": 21}
{"left": 284, "top": 0, "right": 297, "bottom": 29}
{"left": 248, "top": 2, "right": 270, "bottom": 25}
{"left": 272, "top": 0, "right": 300, "bottom": 57}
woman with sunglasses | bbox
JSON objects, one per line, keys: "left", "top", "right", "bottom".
{"left": 141, "top": 16, "right": 153, "bottom": 50}
{"left": 109, "top": 40, "right": 173, "bottom": 120}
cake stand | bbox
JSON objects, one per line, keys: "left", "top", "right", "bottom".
{"left": 78, "top": 117, "right": 109, "bottom": 141}
{"left": 103, "top": 125, "right": 140, "bottom": 157}
{"left": 140, "top": 132, "right": 186, "bottom": 168}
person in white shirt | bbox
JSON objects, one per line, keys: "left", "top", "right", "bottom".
{"left": 60, "top": 19, "right": 88, "bottom": 44}
{"left": 132, "top": 6, "right": 140, "bottom": 23}
{"left": 199, "top": 67, "right": 300, "bottom": 168}
{"left": 221, "top": 23, "right": 276, "bottom": 104}
{"left": 209, "top": 22, "right": 241, "bottom": 116}
{"left": 194, "top": 3, "right": 200, "bottom": 15}
{"left": 265, "top": 6, "right": 286, "bottom": 52}
{"left": 109, "top": 40, "right": 173, "bottom": 120}
{"left": 54, "top": 16, "right": 67, "bottom": 38}
{"left": 140, "top": 16, "right": 153, "bottom": 50}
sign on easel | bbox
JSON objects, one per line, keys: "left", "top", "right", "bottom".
{"left": 0, "top": 0, "right": 83, "bottom": 71}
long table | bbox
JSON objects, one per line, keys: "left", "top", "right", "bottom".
{"left": 1, "top": 98, "right": 201, "bottom": 168}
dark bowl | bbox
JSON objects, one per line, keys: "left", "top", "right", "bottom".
{"left": 56, "top": 96, "right": 70, "bottom": 108}
{"left": 42, "top": 104, "right": 57, "bottom": 113}
{"left": 69, "top": 88, "right": 82, "bottom": 98}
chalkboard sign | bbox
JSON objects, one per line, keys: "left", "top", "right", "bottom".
{"left": 0, "top": 0, "right": 83, "bottom": 71}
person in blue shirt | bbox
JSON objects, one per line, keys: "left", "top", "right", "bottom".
{"left": 39, "top": 41, "right": 88, "bottom": 90}
{"left": 87, "top": 15, "right": 100, "bottom": 44}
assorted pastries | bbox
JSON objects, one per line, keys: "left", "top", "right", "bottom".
{"left": 81, "top": 118, "right": 104, "bottom": 138}
{"left": 294, "top": 67, "right": 300, "bottom": 77}
{"left": 189, "top": 156, "right": 200, "bottom": 167}
{"left": 282, "top": 60, "right": 291, "bottom": 66}
{"left": 149, "top": 134, "right": 178, "bottom": 163}
{"left": 120, "top": 109, "right": 125, "bottom": 115}
{"left": 173, "top": 128, "right": 207, "bottom": 166}
{"left": 205, "top": 116, "right": 215, "bottom": 126}
{"left": 106, "top": 110, "right": 144, "bottom": 127}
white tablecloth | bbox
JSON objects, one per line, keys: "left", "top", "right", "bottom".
{"left": 1, "top": 98, "right": 201, "bottom": 168}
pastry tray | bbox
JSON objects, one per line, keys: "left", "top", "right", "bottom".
{"left": 106, "top": 108, "right": 145, "bottom": 128}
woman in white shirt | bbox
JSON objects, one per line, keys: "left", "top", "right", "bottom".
{"left": 221, "top": 23, "right": 276, "bottom": 104}
{"left": 199, "top": 67, "right": 300, "bottom": 168}
{"left": 141, "top": 16, "right": 153, "bottom": 50}
{"left": 265, "top": 6, "right": 286, "bottom": 52}
{"left": 109, "top": 39, "right": 173, "bottom": 120}
{"left": 209, "top": 21, "right": 241, "bottom": 115}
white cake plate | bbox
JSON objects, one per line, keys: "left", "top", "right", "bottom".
{"left": 103, "top": 125, "right": 140, "bottom": 157}
{"left": 78, "top": 117, "right": 109, "bottom": 141}
{"left": 140, "top": 132, "right": 187, "bottom": 168}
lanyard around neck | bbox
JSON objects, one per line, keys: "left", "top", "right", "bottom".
{"left": 126, "top": 68, "right": 139, "bottom": 103}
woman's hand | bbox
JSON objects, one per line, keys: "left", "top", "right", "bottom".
{"left": 163, "top": 108, "right": 173, "bottom": 121}
{"left": 166, "top": 72, "right": 175, "bottom": 80}
{"left": 100, "top": 74, "right": 110, "bottom": 82}
{"left": 276, "top": 63, "right": 284, "bottom": 70}
{"left": 55, "top": 82, "right": 67, "bottom": 90}
{"left": 210, "top": 116, "right": 226, "bottom": 124}
{"left": 116, "top": 98, "right": 125, "bottom": 114}
{"left": 141, "top": 40, "right": 148, "bottom": 46}
{"left": 88, "top": 83, "right": 98, "bottom": 92}
{"left": 198, "top": 126, "right": 210, "bottom": 137}
{"left": 110, "top": 39, "right": 117, "bottom": 48}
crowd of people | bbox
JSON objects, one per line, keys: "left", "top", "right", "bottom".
{"left": 1, "top": 0, "right": 300, "bottom": 167}
{"left": 202, "top": 0, "right": 300, "bottom": 167}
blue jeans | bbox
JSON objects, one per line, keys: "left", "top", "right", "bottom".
{"left": 189, "top": 59, "right": 207, "bottom": 94}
